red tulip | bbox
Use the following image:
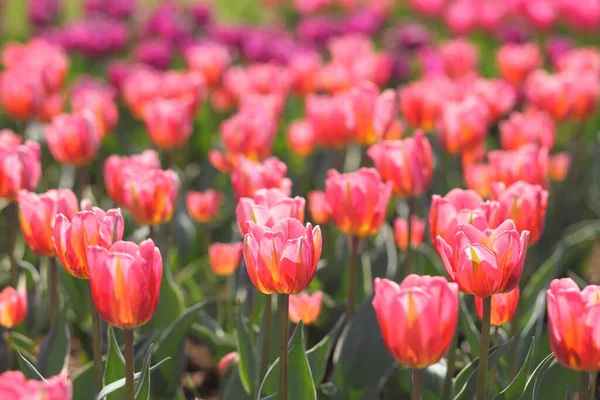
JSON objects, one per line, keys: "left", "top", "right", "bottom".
{"left": 0, "top": 140, "right": 41, "bottom": 201}
{"left": 53, "top": 208, "right": 124, "bottom": 279}
{"left": 218, "top": 352, "right": 239, "bottom": 376}
{"left": 500, "top": 111, "right": 556, "bottom": 150}
{"left": 471, "top": 78, "right": 516, "bottom": 121}
{"left": 122, "top": 169, "right": 179, "bottom": 226}
{"left": 399, "top": 79, "right": 455, "bottom": 132}
{"left": 496, "top": 43, "right": 542, "bottom": 87}
{"left": 547, "top": 278, "right": 600, "bottom": 371}
{"left": 373, "top": 276, "right": 459, "bottom": 368}
{"left": 325, "top": 168, "right": 392, "bottom": 237}
{"left": 393, "top": 216, "right": 426, "bottom": 250}
{"left": 305, "top": 93, "right": 352, "bottom": 149}
{"left": 45, "top": 110, "right": 101, "bottom": 166}
{"left": 184, "top": 42, "right": 231, "bottom": 88}
{"left": 18, "top": 189, "right": 78, "bottom": 256}
{"left": 231, "top": 156, "right": 291, "bottom": 200}
{"left": 367, "top": 132, "right": 434, "bottom": 198}
{"left": 142, "top": 96, "right": 194, "bottom": 151}
{"left": 437, "top": 96, "right": 490, "bottom": 155}
{"left": 307, "top": 190, "right": 331, "bottom": 225}
{"left": 488, "top": 144, "right": 549, "bottom": 187}
{"left": 440, "top": 38, "right": 479, "bottom": 80}
{"left": 0, "top": 370, "right": 72, "bottom": 400}
{"left": 104, "top": 150, "right": 161, "bottom": 206}
{"left": 186, "top": 190, "right": 222, "bottom": 223}
{"left": 549, "top": 152, "right": 571, "bottom": 182}
{"left": 289, "top": 291, "right": 323, "bottom": 325}
{"left": 525, "top": 70, "right": 573, "bottom": 121}
{"left": 0, "top": 287, "right": 27, "bottom": 328}
{"left": 209, "top": 242, "right": 243, "bottom": 276}
{"left": 464, "top": 163, "right": 492, "bottom": 199}
{"left": 437, "top": 220, "right": 529, "bottom": 297}
{"left": 475, "top": 286, "right": 519, "bottom": 326}
{"left": 286, "top": 119, "right": 315, "bottom": 157}
{"left": 236, "top": 188, "right": 305, "bottom": 235}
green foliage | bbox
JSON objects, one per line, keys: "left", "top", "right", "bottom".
{"left": 36, "top": 309, "right": 70, "bottom": 378}
{"left": 104, "top": 327, "right": 126, "bottom": 400}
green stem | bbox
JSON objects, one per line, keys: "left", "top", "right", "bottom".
{"left": 8, "top": 202, "right": 17, "bottom": 288}
{"left": 442, "top": 329, "right": 458, "bottom": 400}
{"left": 476, "top": 296, "right": 492, "bottom": 400}
{"left": 124, "top": 329, "right": 135, "bottom": 400}
{"left": 412, "top": 369, "right": 422, "bottom": 400}
{"left": 581, "top": 371, "right": 591, "bottom": 400}
{"left": 489, "top": 328, "right": 500, "bottom": 393}
{"left": 346, "top": 236, "right": 361, "bottom": 319}
{"left": 89, "top": 282, "right": 103, "bottom": 392}
{"left": 260, "top": 294, "right": 273, "bottom": 381}
{"left": 49, "top": 257, "right": 58, "bottom": 322}
{"left": 5, "top": 332, "right": 13, "bottom": 370}
{"left": 400, "top": 198, "right": 415, "bottom": 279}
{"left": 508, "top": 316, "right": 519, "bottom": 378}
{"left": 279, "top": 294, "right": 289, "bottom": 400}
{"left": 248, "top": 289, "right": 255, "bottom": 346}
{"left": 591, "top": 372, "right": 597, "bottom": 400}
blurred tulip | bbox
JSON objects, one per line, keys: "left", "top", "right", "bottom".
{"left": 408, "top": 0, "right": 445, "bottom": 16}
{"left": 545, "top": 36, "right": 573, "bottom": 67}
{"left": 325, "top": 168, "right": 392, "bottom": 237}
{"left": 134, "top": 38, "right": 174, "bottom": 70}
{"left": 488, "top": 145, "right": 549, "bottom": 187}
{"left": 0, "top": 140, "right": 41, "bottom": 201}
{"left": 383, "top": 118, "right": 405, "bottom": 140}
{"left": 289, "top": 291, "right": 323, "bottom": 325}
{"left": 373, "top": 276, "right": 459, "bottom": 368}
{"left": 289, "top": 52, "right": 322, "bottom": 95}
{"left": 557, "top": 48, "right": 600, "bottom": 76}
{"left": 523, "top": 0, "right": 557, "bottom": 30}
{"left": 437, "top": 220, "right": 529, "bottom": 297}
{"left": 0, "top": 130, "right": 22, "bottom": 148}
{"left": 0, "top": 71, "right": 45, "bottom": 121}
{"left": 496, "top": 43, "right": 542, "bottom": 87}
{"left": 471, "top": 78, "right": 516, "bottom": 121}
{"left": 305, "top": 93, "right": 351, "bottom": 149}
{"left": 500, "top": 111, "right": 555, "bottom": 150}
{"left": 184, "top": 42, "right": 231, "bottom": 88}
{"left": 142, "top": 97, "right": 194, "bottom": 151}
{"left": 0, "top": 370, "right": 72, "bottom": 399}
{"left": 18, "top": 189, "right": 78, "bottom": 257}
{"left": 71, "top": 90, "right": 118, "bottom": 139}
{"left": 84, "top": 0, "right": 137, "bottom": 19}
{"left": 122, "top": 169, "right": 179, "bottom": 226}
{"left": 29, "top": 0, "right": 60, "bottom": 26}
{"left": 478, "top": 0, "right": 507, "bottom": 32}
{"left": 549, "top": 152, "right": 571, "bottom": 182}
{"left": 444, "top": 0, "right": 478, "bottom": 35}
{"left": 87, "top": 239, "right": 162, "bottom": 329}
{"left": 243, "top": 219, "right": 321, "bottom": 294}
{"left": 209, "top": 242, "right": 243, "bottom": 276}
{"left": 231, "top": 156, "right": 292, "bottom": 200}
{"left": 440, "top": 38, "right": 479, "bottom": 80}
{"left": 563, "top": 72, "right": 599, "bottom": 121}
{"left": 220, "top": 110, "right": 277, "bottom": 162}
{"left": 45, "top": 110, "right": 101, "bottom": 166}
{"left": 464, "top": 163, "right": 492, "bottom": 199}
{"left": 437, "top": 96, "right": 489, "bottom": 155}
{"left": 236, "top": 188, "right": 305, "bottom": 235}
{"left": 490, "top": 181, "right": 548, "bottom": 246}
{"left": 393, "top": 216, "right": 426, "bottom": 250}
{"left": 104, "top": 150, "right": 161, "bottom": 206}
{"left": 53, "top": 208, "right": 124, "bottom": 279}
{"left": 399, "top": 79, "right": 455, "bottom": 132}
{"left": 294, "top": 0, "right": 331, "bottom": 15}
{"left": 308, "top": 190, "right": 331, "bottom": 225}
{"left": 525, "top": 70, "right": 572, "bottom": 121}
{"left": 367, "top": 132, "right": 434, "bottom": 198}
{"left": 560, "top": 0, "right": 600, "bottom": 31}
{"left": 475, "top": 286, "right": 519, "bottom": 326}
{"left": 0, "top": 287, "right": 27, "bottom": 328}
{"left": 286, "top": 120, "right": 315, "bottom": 157}
{"left": 186, "top": 190, "right": 222, "bottom": 224}
{"left": 218, "top": 352, "right": 239, "bottom": 376}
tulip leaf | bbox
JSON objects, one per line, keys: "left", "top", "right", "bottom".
{"left": 190, "top": 321, "right": 236, "bottom": 361}
{"left": 104, "top": 326, "right": 126, "bottom": 400}
{"left": 72, "top": 362, "right": 95, "bottom": 400}
{"left": 235, "top": 313, "right": 258, "bottom": 396}
{"left": 17, "top": 350, "right": 44, "bottom": 380}
{"left": 95, "top": 357, "right": 171, "bottom": 400}
{"left": 134, "top": 344, "right": 154, "bottom": 400}
{"left": 37, "top": 308, "right": 70, "bottom": 378}
{"left": 377, "top": 362, "right": 446, "bottom": 400}
{"left": 221, "top": 363, "right": 251, "bottom": 400}
{"left": 521, "top": 352, "right": 556, "bottom": 400}
{"left": 459, "top": 296, "right": 481, "bottom": 356}
{"left": 493, "top": 337, "right": 535, "bottom": 400}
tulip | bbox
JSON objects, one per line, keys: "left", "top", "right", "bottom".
{"left": 471, "top": 78, "right": 517, "bottom": 121}
{"left": 0, "top": 140, "right": 41, "bottom": 201}
{"left": 444, "top": 0, "right": 478, "bottom": 35}
{"left": 217, "top": 352, "right": 239, "bottom": 377}
{"left": 288, "top": 291, "right": 323, "bottom": 325}
{"left": 231, "top": 156, "right": 292, "bottom": 200}
{"left": 104, "top": 150, "right": 161, "bottom": 206}
{"left": 305, "top": 93, "right": 352, "bottom": 149}
{"left": 373, "top": 276, "right": 459, "bottom": 368}
{"left": 45, "top": 110, "right": 101, "bottom": 166}
{"left": 437, "top": 219, "right": 529, "bottom": 298}
{"left": 122, "top": 169, "right": 179, "bottom": 226}
{"left": 0, "top": 370, "right": 72, "bottom": 400}
{"left": 393, "top": 216, "right": 426, "bottom": 250}
{"left": 549, "top": 152, "right": 571, "bottom": 182}
{"left": 525, "top": 70, "right": 573, "bottom": 121}
{"left": 220, "top": 109, "right": 277, "bottom": 162}
{"left": 557, "top": 48, "right": 600, "bottom": 76}
{"left": 475, "top": 286, "right": 519, "bottom": 326}
{"left": 209, "top": 242, "right": 243, "bottom": 276}
{"left": 464, "top": 163, "right": 492, "bottom": 199}
{"left": 236, "top": 188, "right": 305, "bottom": 235}
{"left": 500, "top": 111, "right": 556, "bottom": 150}
{"left": 0, "top": 287, "right": 27, "bottom": 328}
{"left": 399, "top": 79, "right": 455, "bottom": 132}
{"left": 184, "top": 42, "right": 231, "bottom": 88}
{"left": 437, "top": 96, "right": 490, "bottom": 155}
{"left": 286, "top": 119, "right": 315, "bottom": 157}
{"left": 440, "top": 38, "right": 479, "bottom": 80}
{"left": 71, "top": 82, "right": 118, "bottom": 139}
{"left": 367, "top": 132, "right": 434, "bottom": 198}
{"left": 488, "top": 145, "right": 549, "bottom": 187}
{"left": 307, "top": 190, "right": 331, "bottom": 224}
{"left": 289, "top": 51, "right": 322, "bottom": 95}
{"left": 563, "top": 71, "right": 599, "bottom": 121}
{"left": 383, "top": 118, "right": 405, "bottom": 140}
{"left": 18, "top": 189, "right": 78, "bottom": 256}
{"left": 186, "top": 190, "right": 222, "bottom": 223}
{"left": 87, "top": 239, "right": 162, "bottom": 329}
{"left": 53, "top": 208, "right": 124, "bottom": 279}
{"left": 243, "top": 218, "right": 321, "bottom": 295}
{"left": 142, "top": 96, "right": 194, "bottom": 151}
{"left": 0, "top": 130, "right": 22, "bottom": 148}
{"left": 0, "top": 71, "right": 45, "bottom": 121}
{"left": 523, "top": 0, "right": 558, "bottom": 30}
{"left": 496, "top": 43, "right": 542, "bottom": 87}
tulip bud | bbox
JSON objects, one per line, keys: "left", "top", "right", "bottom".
{"left": 0, "top": 286, "right": 27, "bottom": 328}
{"left": 104, "top": 150, "right": 161, "bottom": 206}
{"left": 218, "top": 352, "right": 239, "bottom": 376}
{"left": 18, "top": 189, "right": 78, "bottom": 256}
{"left": 500, "top": 111, "right": 556, "bottom": 150}
{"left": 208, "top": 242, "right": 243, "bottom": 276}
{"left": 437, "top": 96, "right": 490, "bottom": 155}
{"left": 231, "top": 156, "right": 292, "bottom": 200}
{"left": 393, "top": 216, "right": 426, "bottom": 250}
{"left": 142, "top": 97, "right": 194, "bottom": 151}
{"left": 0, "top": 140, "right": 41, "bottom": 201}
{"left": 289, "top": 291, "right": 323, "bottom": 325}
{"left": 122, "top": 169, "right": 179, "bottom": 226}
{"left": 186, "top": 190, "right": 222, "bottom": 224}
{"left": 475, "top": 286, "right": 519, "bottom": 326}
{"left": 0, "top": 370, "right": 72, "bottom": 399}
{"left": 236, "top": 188, "right": 305, "bottom": 235}
{"left": 87, "top": 239, "right": 162, "bottom": 329}
{"left": 549, "top": 152, "right": 571, "bottom": 182}
{"left": 488, "top": 145, "right": 549, "bottom": 187}
{"left": 307, "top": 190, "right": 331, "bottom": 225}
{"left": 286, "top": 120, "right": 315, "bottom": 157}
{"left": 243, "top": 219, "right": 321, "bottom": 294}
{"left": 44, "top": 110, "right": 101, "bottom": 166}
{"left": 373, "top": 276, "right": 459, "bottom": 368}
{"left": 497, "top": 43, "right": 542, "bottom": 87}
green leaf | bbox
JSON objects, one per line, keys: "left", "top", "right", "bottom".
{"left": 104, "top": 327, "right": 126, "bottom": 400}
{"left": 521, "top": 353, "right": 556, "bottom": 400}
{"left": 459, "top": 296, "right": 480, "bottom": 356}
{"left": 494, "top": 338, "right": 536, "bottom": 400}
{"left": 377, "top": 362, "right": 446, "bottom": 400}
{"left": 134, "top": 344, "right": 154, "bottom": 400}
{"left": 72, "top": 362, "right": 95, "bottom": 400}
{"left": 307, "top": 314, "right": 345, "bottom": 385}
{"left": 221, "top": 367, "right": 251, "bottom": 400}
{"left": 95, "top": 357, "right": 171, "bottom": 400}
{"left": 17, "top": 350, "right": 44, "bottom": 380}
{"left": 235, "top": 313, "right": 258, "bottom": 396}
{"left": 190, "top": 322, "right": 236, "bottom": 361}
{"left": 37, "top": 309, "right": 70, "bottom": 377}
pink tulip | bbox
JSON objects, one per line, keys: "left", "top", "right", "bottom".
{"left": 286, "top": 119, "right": 315, "bottom": 157}
{"left": 488, "top": 144, "right": 549, "bottom": 187}
{"left": 307, "top": 190, "right": 331, "bottom": 225}
{"left": 231, "top": 156, "right": 291, "bottom": 200}
{"left": 0, "top": 140, "right": 41, "bottom": 201}
{"left": 220, "top": 109, "right": 277, "bottom": 162}
{"left": 471, "top": 78, "right": 516, "bottom": 121}
{"left": 500, "top": 111, "right": 556, "bottom": 150}
{"left": 464, "top": 163, "right": 492, "bottom": 199}
{"left": 440, "top": 38, "right": 479, "bottom": 80}
{"left": 186, "top": 190, "right": 222, "bottom": 223}
{"left": 497, "top": 43, "right": 543, "bottom": 87}
{"left": 289, "top": 291, "right": 323, "bottom": 325}
{"left": 399, "top": 78, "right": 456, "bottom": 132}
{"left": 437, "top": 96, "right": 490, "bottom": 155}
{"left": 557, "top": 48, "right": 600, "bottom": 76}
{"left": 305, "top": 93, "right": 352, "bottom": 149}
{"left": 122, "top": 169, "right": 179, "bottom": 226}
{"left": 393, "top": 216, "right": 426, "bottom": 250}
{"left": 0, "top": 287, "right": 27, "bottom": 329}
{"left": 549, "top": 152, "right": 571, "bottom": 182}
{"left": 0, "top": 370, "right": 72, "bottom": 400}
{"left": 209, "top": 242, "right": 243, "bottom": 276}
{"left": 184, "top": 42, "right": 231, "bottom": 88}
{"left": 525, "top": 70, "right": 573, "bottom": 122}
{"left": 142, "top": 96, "right": 194, "bottom": 151}
{"left": 45, "top": 110, "right": 101, "bottom": 166}
{"left": 104, "top": 150, "right": 161, "bottom": 206}
{"left": 475, "top": 286, "right": 519, "bottom": 327}
{"left": 236, "top": 188, "right": 305, "bottom": 235}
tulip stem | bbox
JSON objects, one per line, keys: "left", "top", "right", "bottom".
{"left": 124, "top": 329, "right": 135, "bottom": 400}
{"left": 592, "top": 372, "right": 597, "bottom": 400}
{"left": 48, "top": 257, "right": 58, "bottom": 322}
{"left": 508, "top": 316, "right": 519, "bottom": 378}
{"left": 476, "top": 296, "right": 492, "bottom": 400}
{"left": 89, "top": 283, "right": 103, "bottom": 393}
{"left": 400, "top": 198, "right": 416, "bottom": 279}
{"left": 279, "top": 294, "right": 289, "bottom": 400}
{"left": 412, "top": 369, "right": 422, "bottom": 400}
{"left": 5, "top": 331, "right": 13, "bottom": 370}
{"left": 260, "top": 294, "right": 272, "bottom": 381}
{"left": 8, "top": 202, "right": 17, "bottom": 288}
{"left": 581, "top": 371, "right": 591, "bottom": 400}
{"left": 346, "top": 236, "right": 361, "bottom": 319}
{"left": 442, "top": 329, "right": 458, "bottom": 400}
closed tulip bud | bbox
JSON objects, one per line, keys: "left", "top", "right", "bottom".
{"left": 367, "top": 132, "right": 434, "bottom": 198}
{"left": 549, "top": 152, "right": 571, "bottom": 182}
{"left": 184, "top": 42, "right": 231, "bottom": 88}
{"left": 471, "top": 79, "right": 517, "bottom": 121}
{"left": 440, "top": 38, "right": 479, "bottom": 80}
{"left": 308, "top": 190, "right": 331, "bottom": 225}
{"left": 393, "top": 216, "right": 426, "bottom": 250}
{"left": 437, "top": 96, "right": 490, "bottom": 155}
{"left": 491, "top": 181, "right": 548, "bottom": 246}
{"left": 475, "top": 286, "right": 519, "bottom": 326}
{"left": 0, "top": 140, "right": 41, "bottom": 201}
{"left": 231, "top": 156, "right": 292, "bottom": 200}
{"left": 488, "top": 145, "right": 549, "bottom": 187}
{"left": 236, "top": 188, "right": 305, "bottom": 235}
{"left": 525, "top": 70, "right": 573, "bottom": 121}
{"left": 123, "top": 169, "right": 179, "bottom": 226}
{"left": 218, "top": 352, "right": 239, "bottom": 376}
{"left": 500, "top": 111, "right": 556, "bottom": 150}
{"left": 142, "top": 97, "right": 194, "bottom": 151}
{"left": 104, "top": 150, "right": 161, "bottom": 206}
{"left": 186, "top": 190, "right": 222, "bottom": 223}
{"left": 325, "top": 168, "right": 392, "bottom": 237}
{"left": 437, "top": 220, "right": 529, "bottom": 297}
{"left": 87, "top": 239, "right": 162, "bottom": 329}
{"left": 0, "top": 286, "right": 27, "bottom": 328}
{"left": 45, "top": 110, "right": 101, "bottom": 166}
{"left": 289, "top": 291, "right": 323, "bottom": 325}
{"left": 0, "top": 370, "right": 72, "bottom": 399}
{"left": 221, "top": 110, "right": 277, "bottom": 162}
{"left": 53, "top": 208, "right": 124, "bottom": 279}
{"left": 373, "top": 276, "right": 459, "bottom": 368}
{"left": 18, "top": 189, "right": 78, "bottom": 256}
{"left": 209, "top": 242, "right": 243, "bottom": 276}
{"left": 286, "top": 119, "right": 315, "bottom": 157}
{"left": 464, "top": 163, "right": 492, "bottom": 199}
{"left": 243, "top": 219, "right": 321, "bottom": 294}
{"left": 305, "top": 93, "right": 352, "bottom": 149}
{"left": 497, "top": 43, "right": 542, "bottom": 87}
{"left": 547, "top": 278, "right": 600, "bottom": 371}
{"left": 399, "top": 79, "right": 455, "bottom": 132}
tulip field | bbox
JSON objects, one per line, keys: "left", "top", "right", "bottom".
{"left": 2, "top": 0, "right": 600, "bottom": 399}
